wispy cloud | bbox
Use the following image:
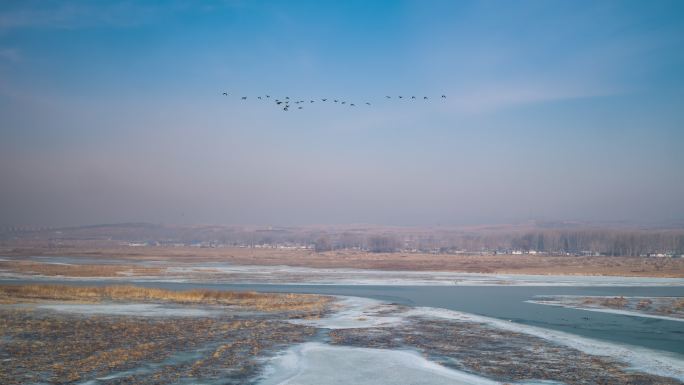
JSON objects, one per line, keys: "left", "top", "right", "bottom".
{"left": 443, "top": 81, "right": 620, "bottom": 114}
{"left": 0, "top": 1, "right": 165, "bottom": 30}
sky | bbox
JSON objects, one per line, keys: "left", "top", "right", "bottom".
{"left": 1, "top": 0, "right": 683, "bottom": 227}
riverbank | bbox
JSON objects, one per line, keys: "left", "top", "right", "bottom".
{"left": 2, "top": 256, "right": 683, "bottom": 287}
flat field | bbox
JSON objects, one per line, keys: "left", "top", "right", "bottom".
{"left": 2, "top": 244, "right": 683, "bottom": 277}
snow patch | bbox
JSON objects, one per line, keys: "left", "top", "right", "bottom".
{"left": 289, "top": 296, "right": 404, "bottom": 329}
{"left": 257, "top": 342, "right": 502, "bottom": 385}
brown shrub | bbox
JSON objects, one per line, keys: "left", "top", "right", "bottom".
{"left": 599, "top": 296, "right": 628, "bottom": 308}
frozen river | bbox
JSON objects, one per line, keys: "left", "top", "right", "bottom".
{"left": 181, "top": 283, "right": 684, "bottom": 355}
{"left": 4, "top": 278, "right": 684, "bottom": 356}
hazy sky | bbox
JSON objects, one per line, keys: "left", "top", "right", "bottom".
{"left": 1, "top": 0, "right": 683, "bottom": 227}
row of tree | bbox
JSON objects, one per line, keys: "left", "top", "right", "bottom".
{"left": 316, "top": 230, "right": 684, "bottom": 255}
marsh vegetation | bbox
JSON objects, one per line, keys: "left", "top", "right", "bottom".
{"left": 0, "top": 284, "right": 331, "bottom": 384}
{"left": 530, "top": 295, "right": 684, "bottom": 321}
{"left": 0, "top": 284, "right": 332, "bottom": 313}
{"left": 328, "top": 312, "right": 683, "bottom": 385}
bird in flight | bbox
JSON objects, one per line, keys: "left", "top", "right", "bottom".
{"left": 220, "top": 90, "right": 448, "bottom": 112}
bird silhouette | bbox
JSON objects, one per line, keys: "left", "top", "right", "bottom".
{"left": 220, "top": 90, "right": 446, "bottom": 112}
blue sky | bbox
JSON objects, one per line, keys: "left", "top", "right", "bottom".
{"left": 1, "top": 0, "right": 683, "bottom": 226}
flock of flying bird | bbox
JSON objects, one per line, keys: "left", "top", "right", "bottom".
{"left": 221, "top": 91, "right": 447, "bottom": 111}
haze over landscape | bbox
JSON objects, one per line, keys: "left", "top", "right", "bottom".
{"left": 1, "top": 0, "right": 683, "bottom": 227}
{"left": 2, "top": 3, "right": 684, "bottom": 385}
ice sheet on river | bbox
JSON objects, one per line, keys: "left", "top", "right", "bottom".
{"left": 257, "top": 342, "right": 503, "bottom": 385}
{"left": 290, "top": 296, "right": 404, "bottom": 329}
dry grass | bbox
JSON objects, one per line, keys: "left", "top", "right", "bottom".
{"left": 574, "top": 296, "right": 683, "bottom": 318}
{"left": 0, "top": 283, "right": 331, "bottom": 383}
{"left": 598, "top": 296, "right": 628, "bottom": 308}
{"left": 0, "top": 308, "right": 315, "bottom": 385}
{"left": 655, "top": 298, "right": 684, "bottom": 315}
{"left": 0, "top": 260, "right": 161, "bottom": 277}
{"left": 0, "top": 284, "right": 332, "bottom": 312}
{"left": 675, "top": 299, "right": 684, "bottom": 311}
{"left": 636, "top": 299, "right": 653, "bottom": 310}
